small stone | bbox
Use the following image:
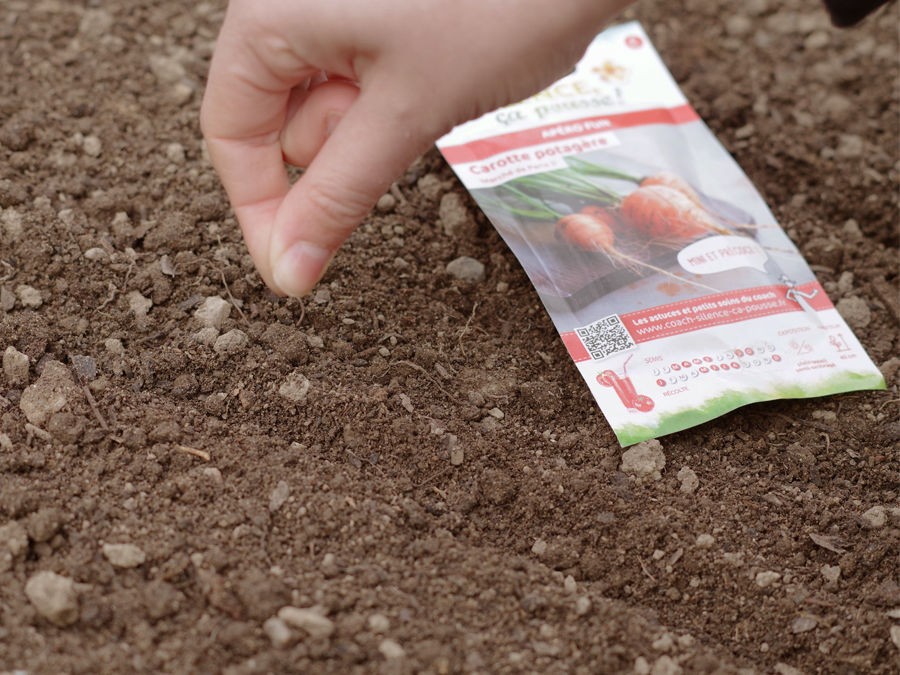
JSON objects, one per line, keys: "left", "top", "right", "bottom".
{"left": 725, "top": 15, "right": 753, "bottom": 37}
{"left": 1, "top": 286, "right": 15, "bottom": 311}
{"left": 563, "top": 575, "right": 577, "bottom": 593}
{"left": 170, "top": 82, "right": 194, "bottom": 106}
{"left": 375, "top": 193, "right": 396, "bottom": 212}
{"left": 378, "top": 638, "right": 406, "bottom": 660}
{"left": 634, "top": 657, "right": 651, "bottom": 675}
{"left": 102, "top": 542, "right": 146, "bottom": 568}
{"left": 820, "top": 564, "right": 841, "bottom": 584}
{"left": 194, "top": 296, "right": 231, "bottom": 329}
{"left": 279, "top": 370, "right": 310, "bottom": 403}
{"left": 3, "top": 346, "right": 29, "bottom": 385}
{"left": 861, "top": 505, "right": 886, "bottom": 529}
{"left": 446, "top": 256, "right": 485, "bottom": 282}
{"left": 82, "top": 135, "right": 102, "bottom": 157}
{"left": 104, "top": 338, "right": 125, "bottom": 356}
{"left": 277, "top": 606, "right": 335, "bottom": 639}
{"left": 774, "top": 664, "right": 804, "bottom": 675}
{"left": 213, "top": 329, "right": 248, "bottom": 355}
{"left": 79, "top": 9, "right": 113, "bottom": 38}
{"left": 263, "top": 617, "right": 295, "bottom": 649}
{"left": 755, "top": 571, "right": 781, "bottom": 588}
{"left": 202, "top": 467, "right": 223, "bottom": 483}
{"left": 26, "top": 507, "right": 64, "bottom": 543}
{"left": 574, "top": 596, "right": 592, "bottom": 616}
{"left": 620, "top": 440, "right": 666, "bottom": 481}
{"left": 890, "top": 625, "right": 900, "bottom": 650}
{"left": 19, "top": 360, "right": 79, "bottom": 426}
{"left": 836, "top": 296, "right": 871, "bottom": 330}
{"left": 192, "top": 327, "right": 220, "bottom": 346}
{"left": 450, "top": 447, "right": 464, "bottom": 466}
{"left": 695, "top": 534, "right": 715, "bottom": 550}
{"left": 368, "top": 613, "right": 390, "bottom": 633}
{"left": 127, "top": 290, "right": 152, "bottom": 324}
{"left": 269, "top": 481, "right": 290, "bottom": 513}
{"left": 652, "top": 633, "right": 674, "bottom": 651}
{"left": 25, "top": 571, "right": 79, "bottom": 627}
{"left": 0, "top": 520, "right": 29, "bottom": 557}
{"left": 439, "top": 192, "right": 475, "bottom": 237}
{"left": 416, "top": 174, "right": 443, "bottom": 202}
{"left": 166, "top": 142, "right": 186, "bottom": 164}
{"left": 791, "top": 614, "right": 818, "bottom": 634}
{"left": 804, "top": 31, "right": 830, "bottom": 50}
{"left": 83, "top": 247, "right": 108, "bottom": 261}
{"left": 834, "top": 134, "right": 864, "bottom": 159}
{"left": 16, "top": 284, "right": 43, "bottom": 308}
{"left": 69, "top": 355, "right": 97, "bottom": 381}
{"left": 531, "top": 539, "right": 547, "bottom": 556}
{"left": 149, "top": 54, "right": 186, "bottom": 84}
{"left": 676, "top": 466, "right": 699, "bottom": 494}
{"left": 651, "top": 655, "right": 682, "bottom": 675}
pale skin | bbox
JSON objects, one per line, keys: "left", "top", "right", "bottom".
{"left": 201, "top": 0, "right": 633, "bottom": 298}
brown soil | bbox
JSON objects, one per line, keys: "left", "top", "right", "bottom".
{"left": 1, "top": 1, "right": 898, "bottom": 674}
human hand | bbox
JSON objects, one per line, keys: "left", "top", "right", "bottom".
{"left": 201, "top": 0, "right": 632, "bottom": 297}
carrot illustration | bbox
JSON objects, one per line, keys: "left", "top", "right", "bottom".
{"left": 619, "top": 185, "right": 731, "bottom": 239}
{"left": 555, "top": 212, "right": 716, "bottom": 291}
{"left": 639, "top": 172, "right": 704, "bottom": 208}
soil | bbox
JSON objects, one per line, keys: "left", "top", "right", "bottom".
{"left": 1, "top": 1, "right": 898, "bottom": 674}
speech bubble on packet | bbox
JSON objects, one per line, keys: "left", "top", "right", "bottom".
{"left": 677, "top": 235, "right": 768, "bottom": 275}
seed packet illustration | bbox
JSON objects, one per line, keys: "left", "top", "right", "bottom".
{"left": 437, "top": 21, "right": 885, "bottom": 445}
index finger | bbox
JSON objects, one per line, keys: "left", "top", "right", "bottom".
{"left": 200, "top": 18, "right": 315, "bottom": 288}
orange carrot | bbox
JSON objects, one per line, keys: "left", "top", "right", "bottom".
{"left": 640, "top": 172, "right": 704, "bottom": 208}
{"left": 620, "top": 185, "right": 730, "bottom": 239}
{"left": 556, "top": 212, "right": 716, "bottom": 292}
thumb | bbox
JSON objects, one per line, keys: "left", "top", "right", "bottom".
{"left": 270, "top": 90, "right": 437, "bottom": 297}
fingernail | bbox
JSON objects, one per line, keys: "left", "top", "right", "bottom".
{"left": 273, "top": 241, "right": 333, "bottom": 298}
{"left": 325, "top": 111, "right": 342, "bottom": 137}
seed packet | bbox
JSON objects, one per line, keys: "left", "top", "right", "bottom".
{"left": 436, "top": 21, "right": 885, "bottom": 446}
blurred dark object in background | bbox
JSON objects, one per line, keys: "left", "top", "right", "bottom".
{"left": 822, "top": 0, "right": 892, "bottom": 26}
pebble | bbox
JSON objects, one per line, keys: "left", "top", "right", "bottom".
{"left": 25, "top": 571, "right": 79, "bottom": 627}
{"left": 688, "top": 535, "right": 715, "bottom": 559}
{"left": 820, "top": 564, "right": 841, "bottom": 584}
{"left": 836, "top": 296, "right": 871, "bottom": 330}
{"left": 102, "top": 542, "right": 146, "bottom": 568}
{"left": 652, "top": 633, "right": 674, "bottom": 651}
{"left": 446, "top": 256, "right": 485, "bottom": 282}
{"left": 15, "top": 284, "right": 43, "bottom": 308}
{"left": 416, "top": 174, "right": 443, "bottom": 202}
{"left": 202, "top": 467, "right": 223, "bottom": 483}
{"left": 439, "top": 192, "right": 474, "bottom": 237}
{"left": 1, "top": 208, "right": 24, "bottom": 240}
{"left": 213, "top": 329, "right": 248, "bottom": 355}
{"left": 725, "top": 15, "right": 753, "bottom": 37}
{"left": 3, "top": 346, "right": 29, "bottom": 385}
{"left": 278, "top": 371, "right": 310, "bottom": 403}
{"left": 804, "top": 31, "right": 830, "bottom": 50}
{"left": 755, "top": 571, "right": 781, "bottom": 588}
{"left": 127, "top": 290, "right": 152, "bottom": 325}
{"left": 194, "top": 296, "right": 232, "bottom": 329}
{"left": 149, "top": 54, "right": 187, "bottom": 85}
{"left": 676, "top": 466, "right": 699, "bottom": 494}
{"left": 651, "top": 655, "right": 682, "bottom": 675}
{"left": 104, "top": 338, "right": 125, "bottom": 356}
{"left": 166, "top": 142, "right": 186, "bottom": 164}
{"left": 449, "top": 447, "right": 464, "bottom": 466}
{"left": 19, "top": 360, "right": 79, "bottom": 426}
{"left": 834, "top": 134, "right": 864, "bottom": 159}
{"left": 574, "top": 596, "right": 592, "bottom": 616}
{"left": 277, "top": 606, "right": 335, "bottom": 639}
{"left": 368, "top": 613, "right": 390, "bottom": 633}
{"left": 620, "top": 440, "right": 666, "bottom": 481}
{"left": 774, "top": 664, "right": 803, "bottom": 675}
{"left": 82, "top": 135, "right": 102, "bottom": 157}
{"left": 634, "top": 657, "right": 651, "bottom": 675}
{"left": 83, "top": 247, "right": 108, "bottom": 261}
{"left": 269, "top": 481, "right": 290, "bottom": 513}
{"left": 860, "top": 505, "right": 886, "bottom": 529}
{"left": 531, "top": 539, "right": 548, "bottom": 556}
{"left": 26, "top": 508, "right": 63, "bottom": 543}
{"left": 375, "top": 193, "right": 396, "bottom": 212}
{"left": 0, "top": 287, "right": 14, "bottom": 311}
{"left": 890, "top": 625, "right": 900, "bottom": 650}
{"left": 192, "top": 327, "right": 220, "bottom": 346}
{"left": 78, "top": 9, "right": 113, "bottom": 38}
{"left": 263, "top": 616, "right": 294, "bottom": 649}
{"left": 0, "top": 520, "right": 29, "bottom": 557}
{"left": 563, "top": 575, "right": 577, "bottom": 593}
{"left": 378, "top": 638, "right": 406, "bottom": 660}
{"left": 791, "top": 614, "right": 818, "bottom": 634}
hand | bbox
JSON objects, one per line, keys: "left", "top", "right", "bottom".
{"left": 201, "top": 0, "right": 632, "bottom": 297}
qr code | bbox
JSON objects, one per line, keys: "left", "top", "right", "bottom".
{"left": 576, "top": 314, "right": 636, "bottom": 360}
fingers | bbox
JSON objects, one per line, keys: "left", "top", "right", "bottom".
{"left": 269, "top": 89, "right": 434, "bottom": 297}
{"left": 280, "top": 79, "right": 360, "bottom": 168}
